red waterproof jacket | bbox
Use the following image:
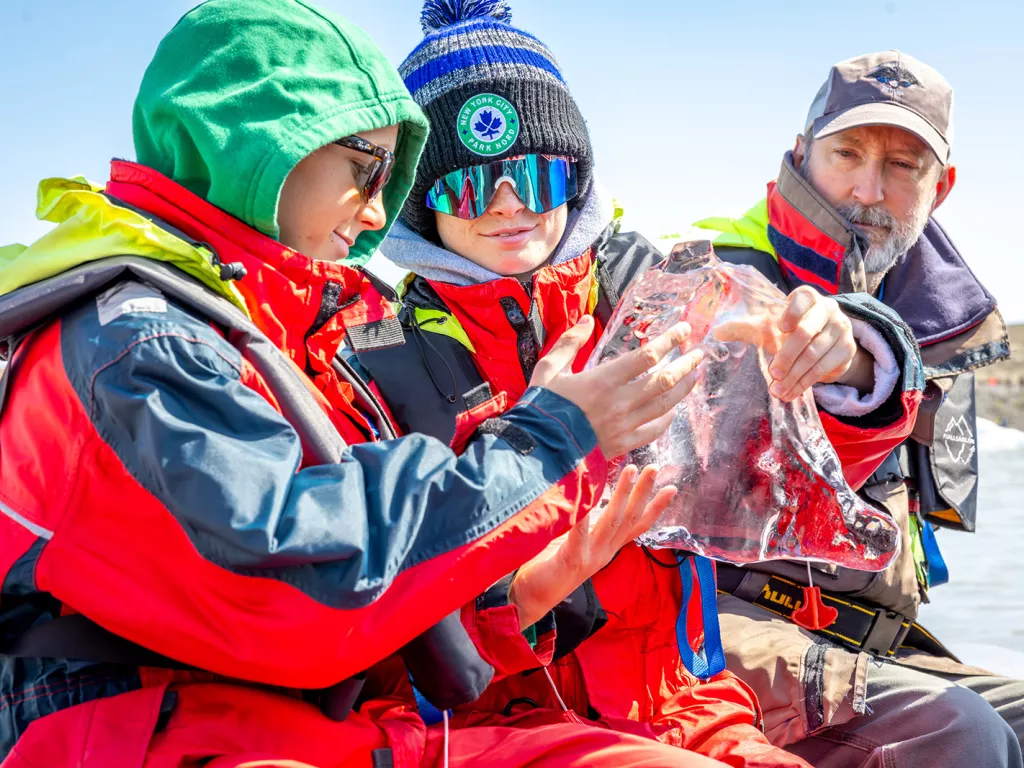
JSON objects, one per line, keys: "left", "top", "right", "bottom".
{"left": 0, "top": 162, "right": 609, "bottom": 765}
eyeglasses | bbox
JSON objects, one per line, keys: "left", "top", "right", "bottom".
{"left": 425, "top": 154, "right": 578, "bottom": 220}
{"left": 334, "top": 135, "right": 395, "bottom": 203}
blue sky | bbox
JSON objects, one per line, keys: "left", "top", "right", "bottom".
{"left": 2, "top": 0, "right": 1022, "bottom": 321}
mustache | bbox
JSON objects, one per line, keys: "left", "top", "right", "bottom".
{"left": 836, "top": 202, "right": 897, "bottom": 230}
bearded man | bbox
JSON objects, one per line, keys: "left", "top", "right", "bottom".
{"left": 690, "top": 50, "right": 1021, "bottom": 767}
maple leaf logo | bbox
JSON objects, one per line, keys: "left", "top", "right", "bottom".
{"left": 474, "top": 109, "right": 503, "bottom": 139}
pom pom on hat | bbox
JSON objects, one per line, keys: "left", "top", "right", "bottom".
{"left": 420, "top": 0, "right": 513, "bottom": 34}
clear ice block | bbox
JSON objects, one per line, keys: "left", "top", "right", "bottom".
{"left": 587, "top": 241, "right": 900, "bottom": 570}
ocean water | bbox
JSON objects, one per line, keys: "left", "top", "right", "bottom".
{"left": 917, "top": 419, "right": 1024, "bottom": 676}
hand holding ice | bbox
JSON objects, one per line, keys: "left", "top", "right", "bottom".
{"left": 587, "top": 241, "right": 900, "bottom": 571}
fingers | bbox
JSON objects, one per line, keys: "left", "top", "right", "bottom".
{"left": 598, "top": 465, "right": 665, "bottom": 547}
{"left": 712, "top": 318, "right": 766, "bottom": 347}
{"left": 629, "top": 485, "right": 678, "bottom": 540}
{"left": 769, "top": 324, "right": 842, "bottom": 399}
{"left": 620, "top": 465, "right": 664, "bottom": 526}
{"left": 610, "top": 408, "right": 676, "bottom": 457}
{"left": 601, "top": 464, "right": 639, "bottom": 530}
{"left": 770, "top": 293, "right": 856, "bottom": 400}
{"left": 779, "top": 335, "right": 858, "bottom": 400}
{"left": 563, "top": 508, "right": 590, "bottom": 558}
{"left": 779, "top": 286, "right": 819, "bottom": 333}
{"left": 529, "top": 315, "right": 594, "bottom": 387}
{"left": 601, "top": 322, "right": 691, "bottom": 384}
{"left": 619, "top": 348, "right": 704, "bottom": 430}
{"left": 769, "top": 297, "right": 831, "bottom": 385}
{"left": 620, "top": 464, "right": 659, "bottom": 527}
{"left": 713, "top": 305, "right": 785, "bottom": 353}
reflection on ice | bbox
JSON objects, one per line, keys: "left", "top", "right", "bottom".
{"left": 587, "top": 241, "right": 900, "bottom": 571}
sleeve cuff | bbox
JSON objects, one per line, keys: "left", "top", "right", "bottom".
{"left": 463, "top": 574, "right": 556, "bottom": 676}
{"left": 551, "top": 578, "right": 608, "bottom": 661}
{"left": 813, "top": 317, "right": 900, "bottom": 418}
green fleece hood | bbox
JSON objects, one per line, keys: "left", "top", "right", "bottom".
{"left": 133, "top": 0, "right": 428, "bottom": 266}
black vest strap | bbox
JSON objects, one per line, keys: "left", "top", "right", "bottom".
{"left": 357, "top": 295, "right": 487, "bottom": 447}
{"left": 0, "top": 614, "right": 185, "bottom": 669}
{"left": 1, "top": 613, "right": 366, "bottom": 722}
{"left": 717, "top": 564, "right": 959, "bottom": 661}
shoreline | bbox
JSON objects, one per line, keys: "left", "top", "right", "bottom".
{"left": 976, "top": 323, "right": 1024, "bottom": 431}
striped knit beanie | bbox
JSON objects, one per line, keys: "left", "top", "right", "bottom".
{"left": 399, "top": 0, "right": 593, "bottom": 238}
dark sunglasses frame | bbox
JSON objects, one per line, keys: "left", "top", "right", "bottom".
{"left": 334, "top": 135, "right": 395, "bottom": 203}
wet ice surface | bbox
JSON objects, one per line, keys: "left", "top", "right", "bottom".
{"left": 588, "top": 242, "right": 900, "bottom": 571}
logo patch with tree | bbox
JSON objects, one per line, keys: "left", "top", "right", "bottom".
{"left": 457, "top": 93, "right": 519, "bottom": 156}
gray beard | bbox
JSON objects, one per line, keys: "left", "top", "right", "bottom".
{"left": 834, "top": 199, "right": 931, "bottom": 274}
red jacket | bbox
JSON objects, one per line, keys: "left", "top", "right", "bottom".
{"left": 0, "top": 162, "right": 609, "bottom": 765}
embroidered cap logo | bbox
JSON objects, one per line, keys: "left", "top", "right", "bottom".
{"left": 458, "top": 93, "right": 520, "bottom": 157}
{"left": 866, "top": 64, "right": 922, "bottom": 95}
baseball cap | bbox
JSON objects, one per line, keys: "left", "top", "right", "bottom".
{"left": 804, "top": 50, "right": 953, "bottom": 162}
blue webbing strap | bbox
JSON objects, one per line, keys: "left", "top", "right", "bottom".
{"left": 675, "top": 554, "right": 727, "bottom": 680}
{"left": 921, "top": 521, "right": 950, "bottom": 587}
{"left": 411, "top": 682, "right": 450, "bottom": 727}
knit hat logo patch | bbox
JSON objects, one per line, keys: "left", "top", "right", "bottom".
{"left": 458, "top": 93, "right": 519, "bottom": 156}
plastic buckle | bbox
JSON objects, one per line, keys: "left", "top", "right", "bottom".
{"left": 862, "top": 609, "right": 909, "bottom": 656}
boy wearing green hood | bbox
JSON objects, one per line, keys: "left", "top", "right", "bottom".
{"left": 0, "top": 1, "right": 713, "bottom": 766}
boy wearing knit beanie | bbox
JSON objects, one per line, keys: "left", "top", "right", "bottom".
{"left": 351, "top": 1, "right": 918, "bottom": 765}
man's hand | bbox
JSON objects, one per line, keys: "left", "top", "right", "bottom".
{"left": 715, "top": 286, "right": 873, "bottom": 402}
{"left": 767, "top": 287, "right": 876, "bottom": 400}
{"left": 508, "top": 464, "right": 675, "bottom": 628}
{"left": 531, "top": 316, "right": 704, "bottom": 458}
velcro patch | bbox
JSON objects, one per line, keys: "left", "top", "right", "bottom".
{"left": 345, "top": 317, "right": 404, "bottom": 352}
{"left": 477, "top": 417, "right": 536, "bottom": 455}
{"left": 97, "top": 282, "right": 167, "bottom": 327}
{"left": 463, "top": 382, "right": 493, "bottom": 410}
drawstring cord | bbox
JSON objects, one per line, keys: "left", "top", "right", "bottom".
{"left": 541, "top": 667, "right": 587, "bottom": 725}
{"left": 404, "top": 307, "right": 458, "bottom": 404}
{"left": 543, "top": 667, "right": 570, "bottom": 713}
{"left": 641, "top": 544, "right": 680, "bottom": 568}
{"left": 442, "top": 709, "right": 449, "bottom": 768}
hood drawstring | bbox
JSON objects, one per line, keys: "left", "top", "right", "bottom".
{"left": 404, "top": 306, "right": 458, "bottom": 404}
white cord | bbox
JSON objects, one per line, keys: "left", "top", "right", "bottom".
{"left": 543, "top": 667, "right": 570, "bottom": 712}
{"left": 442, "top": 709, "right": 449, "bottom": 768}
{"left": 806, "top": 560, "right": 815, "bottom": 588}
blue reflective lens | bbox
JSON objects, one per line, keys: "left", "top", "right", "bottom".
{"left": 425, "top": 155, "right": 578, "bottom": 220}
